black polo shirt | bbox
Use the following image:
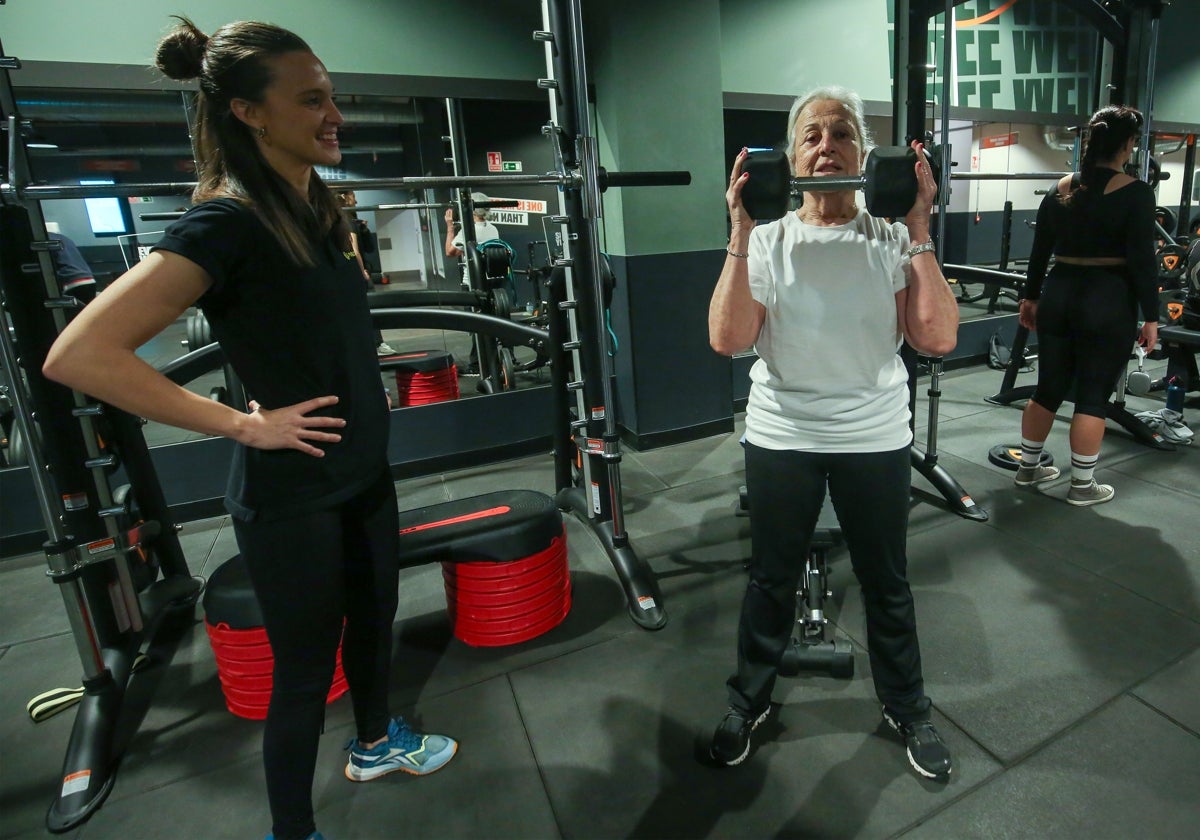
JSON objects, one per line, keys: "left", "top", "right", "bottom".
{"left": 154, "top": 198, "right": 388, "bottom": 521}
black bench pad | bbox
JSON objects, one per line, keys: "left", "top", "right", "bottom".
{"left": 397, "top": 490, "right": 562, "bottom": 568}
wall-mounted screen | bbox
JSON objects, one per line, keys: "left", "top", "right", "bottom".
{"left": 80, "top": 180, "right": 133, "bottom": 237}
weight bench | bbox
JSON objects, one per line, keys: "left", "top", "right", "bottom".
{"left": 737, "top": 488, "right": 855, "bottom": 679}
{"left": 778, "top": 504, "right": 854, "bottom": 679}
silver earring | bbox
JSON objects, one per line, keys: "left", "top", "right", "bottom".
{"left": 256, "top": 126, "right": 267, "bottom": 139}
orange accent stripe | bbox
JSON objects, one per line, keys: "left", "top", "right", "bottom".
{"left": 398, "top": 505, "right": 512, "bottom": 535}
{"left": 957, "top": 0, "right": 1020, "bottom": 27}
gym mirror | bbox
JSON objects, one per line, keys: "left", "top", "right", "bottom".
{"left": 7, "top": 89, "right": 559, "bottom": 453}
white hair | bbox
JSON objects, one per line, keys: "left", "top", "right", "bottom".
{"left": 471, "top": 192, "right": 490, "bottom": 220}
{"left": 784, "top": 85, "right": 874, "bottom": 173}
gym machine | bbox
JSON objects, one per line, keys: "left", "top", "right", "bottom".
{"left": 0, "top": 38, "right": 203, "bottom": 833}
{"left": 777, "top": 511, "right": 854, "bottom": 681}
{"left": 536, "top": 0, "right": 681, "bottom": 629}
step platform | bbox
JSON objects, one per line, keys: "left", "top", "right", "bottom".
{"left": 397, "top": 490, "right": 570, "bottom": 647}
{"left": 378, "top": 348, "right": 459, "bottom": 406}
{"left": 202, "top": 555, "right": 349, "bottom": 720}
{"left": 202, "top": 491, "right": 570, "bottom": 716}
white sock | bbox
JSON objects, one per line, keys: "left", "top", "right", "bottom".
{"left": 1019, "top": 438, "right": 1045, "bottom": 469}
{"left": 1070, "top": 451, "right": 1098, "bottom": 486}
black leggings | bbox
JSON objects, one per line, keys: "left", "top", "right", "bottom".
{"left": 233, "top": 468, "right": 399, "bottom": 840}
{"left": 1031, "top": 264, "right": 1139, "bottom": 419}
{"left": 729, "top": 443, "right": 930, "bottom": 724}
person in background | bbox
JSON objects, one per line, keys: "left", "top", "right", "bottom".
{"left": 44, "top": 18, "right": 457, "bottom": 840}
{"left": 336, "top": 190, "right": 372, "bottom": 282}
{"left": 707, "top": 85, "right": 958, "bottom": 780}
{"left": 1013, "top": 105, "right": 1157, "bottom": 506}
{"left": 444, "top": 192, "right": 500, "bottom": 264}
{"left": 444, "top": 193, "right": 503, "bottom": 373}
{"left": 45, "top": 222, "right": 97, "bottom": 304}
{"left": 337, "top": 190, "right": 394, "bottom": 355}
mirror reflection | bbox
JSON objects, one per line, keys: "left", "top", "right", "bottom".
{"left": 15, "top": 89, "right": 561, "bottom": 449}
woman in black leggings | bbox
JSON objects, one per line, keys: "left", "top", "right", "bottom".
{"left": 1014, "top": 105, "right": 1159, "bottom": 507}
{"left": 45, "top": 18, "right": 457, "bottom": 840}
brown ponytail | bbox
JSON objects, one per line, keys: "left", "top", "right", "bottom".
{"left": 154, "top": 17, "right": 348, "bottom": 265}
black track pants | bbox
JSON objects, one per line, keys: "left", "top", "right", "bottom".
{"left": 728, "top": 443, "right": 931, "bottom": 724}
{"left": 233, "top": 468, "right": 400, "bottom": 840}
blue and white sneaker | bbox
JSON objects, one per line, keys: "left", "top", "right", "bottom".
{"left": 344, "top": 716, "right": 458, "bottom": 781}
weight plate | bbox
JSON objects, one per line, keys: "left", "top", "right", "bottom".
{"left": 491, "top": 287, "right": 512, "bottom": 319}
{"left": 1157, "top": 243, "right": 1188, "bottom": 282}
{"left": 987, "top": 444, "right": 1053, "bottom": 471}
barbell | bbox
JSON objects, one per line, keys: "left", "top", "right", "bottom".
{"left": 740, "top": 146, "right": 1169, "bottom": 220}
{"left": 142, "top": 199, "right": 521, "bottom": 223}
{"left": 10, "top": 166, "right": 690, "bottom": 202}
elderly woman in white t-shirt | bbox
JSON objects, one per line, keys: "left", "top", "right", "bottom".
{"left": 707, "top": 85, "right": 959, "bottom": 780}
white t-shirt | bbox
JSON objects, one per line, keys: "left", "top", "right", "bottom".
{"left": 452, "top": 220, "right": 501, "bottom": 250}
{"left": 744, "top": 208, "right": 916, "bottom": 453}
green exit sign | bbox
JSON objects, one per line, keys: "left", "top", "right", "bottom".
{"left": 501, "top": 161, "right": 522, "bottom": 172}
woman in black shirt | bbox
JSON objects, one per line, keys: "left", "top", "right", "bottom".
{"left": 44, "top": 18, "right": 457, "bottom": 840}
{"left": 1014, "top": 105, "right": 1158, "bottom": 507}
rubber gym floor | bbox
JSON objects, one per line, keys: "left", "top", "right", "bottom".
{"left": 2, "top": 334, "right": 1199, "bottom": 839}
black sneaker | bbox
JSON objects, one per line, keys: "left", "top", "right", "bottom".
{"left": 710, "top": 706, "right": 771, "bottom": 766}
{"left": 882, "top": 709, "right": 952, "bottom": 779}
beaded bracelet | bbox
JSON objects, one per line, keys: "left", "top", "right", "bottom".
{"left": 727, "top": 248, "right": 749, "bottom": 259}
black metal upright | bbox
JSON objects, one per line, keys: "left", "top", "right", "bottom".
{"left": 537, "top": 0, "right": 667, "bottom": 629}
{"left": 894, "top": 0, "right": 988, "bottom": 522}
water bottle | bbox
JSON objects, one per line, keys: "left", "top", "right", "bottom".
{"left": 1166, "top": 377, "right": 1185, "bottom": 414}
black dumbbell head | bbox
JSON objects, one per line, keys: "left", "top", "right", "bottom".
{"left": 739, "top": 149, "right": 792, "bottom": 221}
{"left": 863, "top": 147, "right": 920, "bottom": 219}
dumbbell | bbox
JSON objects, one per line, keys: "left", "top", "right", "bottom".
{"left": 739, "top": 146, "right": 931, "bottom": 220}
{"left": 1127, "top": 344, "right": 1153, "bottom": 396}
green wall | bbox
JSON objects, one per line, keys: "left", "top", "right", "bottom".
{"left": 718, "top": 0, "right": 1200, "bottom": 125}
{"left": 5, "top": 1, "right": 1196, "bottom": 116}
{"left": 1, "top": 0, "right": 543, "bottom": 81}
{"left": 720, "top": 0, "right": 895, "bottom": 102}
{"left": 1155, "top": 4, "right": 1200, "bottom": 128}
{"left": 590, "top": 0, "right": 726, "bottom": 256}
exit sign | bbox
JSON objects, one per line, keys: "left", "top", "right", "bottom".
{"left": 502, "top": 161, "right": 523, "bottom": 172}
